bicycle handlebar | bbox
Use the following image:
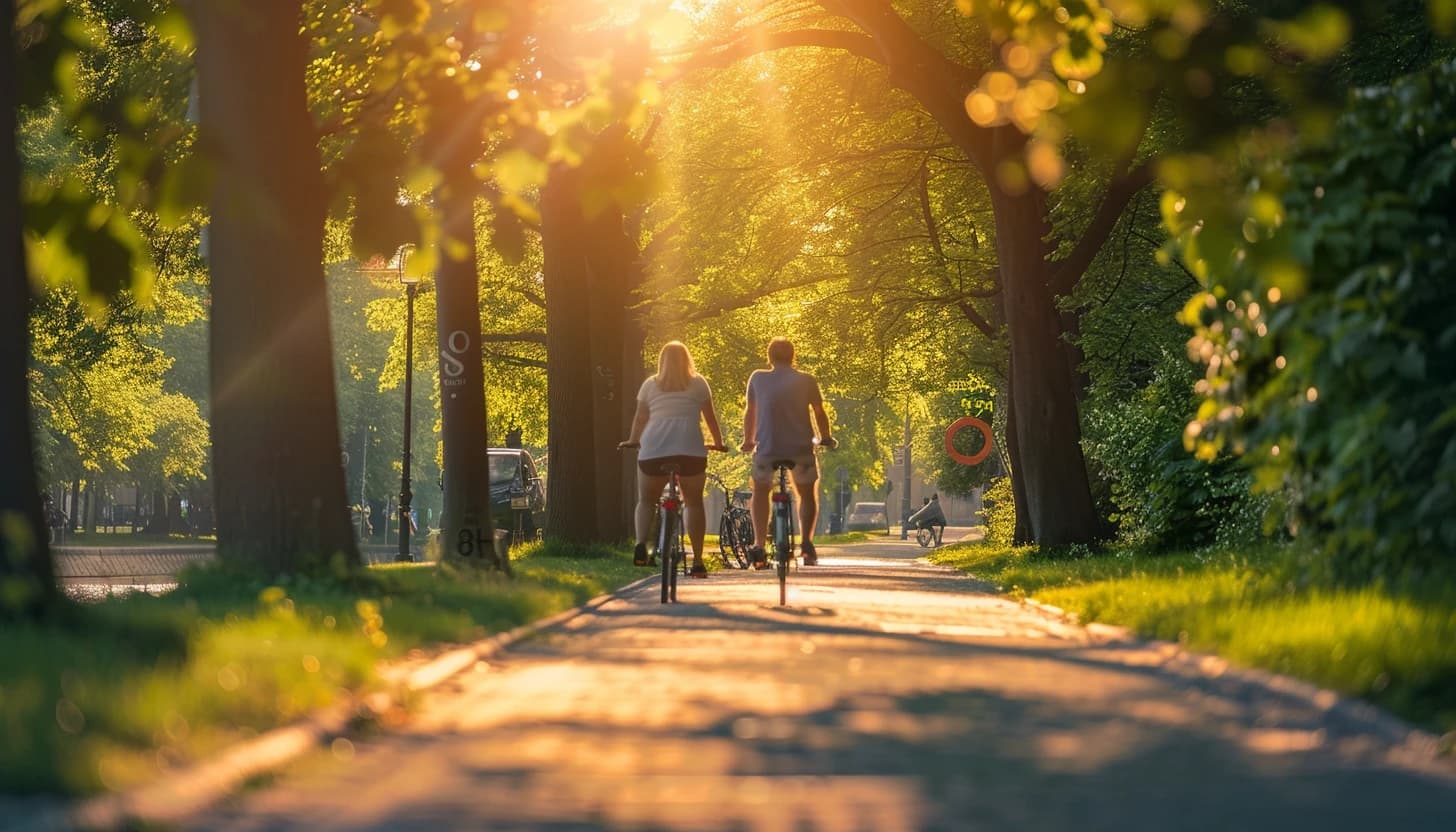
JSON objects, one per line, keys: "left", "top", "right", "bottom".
{"left": 619, "top": 441, "right": 732, "bottom": 452}
{"left": 740, "top": 436, "right": 841, "bottom": 453}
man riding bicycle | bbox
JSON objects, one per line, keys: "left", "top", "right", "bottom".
{"left": 908, "top": 493, "right": 948, "bottom": 546}
{"left": 741, "top": 337, "right": 836, "bottom": 568}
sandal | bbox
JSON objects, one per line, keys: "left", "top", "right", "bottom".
{"left": 689, "top": 561, "right": 708, "bottom": 578}
{"left": 633, "top": 542, "right": 648, "bottom": 567}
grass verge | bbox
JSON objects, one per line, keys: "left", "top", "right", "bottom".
{"left": 0, "top": 539, "right": 639, "bottom": 796}
{"left": 51, "top": 532, "right": 213, "bottom": 548}
{"left": 815, "top": 531, "right": 879, "bottom": 544}
{"left": 930, "top": 542, "right": 1456, "bottom": 735}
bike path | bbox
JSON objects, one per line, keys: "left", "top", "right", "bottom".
{"left": 196, "top": 537, "right": 1456, "bottom": 831}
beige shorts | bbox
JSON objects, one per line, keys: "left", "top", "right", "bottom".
{"left": 751, "top": 453, "right": 819, "bottom": 486}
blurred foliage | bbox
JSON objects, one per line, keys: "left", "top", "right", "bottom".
{"left": 17, "top": 0, "right": 195, "bottom": 304}
{"left": 1182, "top": 60, "right": 1456, "bottom": 580}
{"left": 1083, "top": 349, "right": 1263, "bottom": 547}
{"left": 20, "top": 71, "right": 208, "bottom": 502}
{"left": 981, "top": 476, "right": 1017, "bottom": 545}
{"left": 918, "top": 374, "right": 1000, "bottom": 497}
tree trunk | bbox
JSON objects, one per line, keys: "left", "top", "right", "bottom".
{"left": 191, "top": 1, "right": 358, "bottom": 574}
{"left": 619, "top": 305, "right": 648, "bottom": 531}
{"left": 542, "top": 166, "right": 601, "bottom": 542}
{"left": 1002, "top": 363, "right": 1033, "bottom": 545}
{"left": 146, "top": 487, "right": 167, "bottom": 534}
{"left": 584, "top": 203, "right": 639, "bottom": 541}
{"left": 990, "top": 184, "right": 1101, "bottom": 545}
{"left": 83, "top": 483, "right": 98, "bottom": 535}
{"left": 1059, "top": 307, "right": 1092, "bottom": 402}
{"left": 423, "top": 85, "right": 499, "bottom": 569}
{"left": 0, "top": 0, "right": 59, "bottom": 617}
{"left": 167, "top": 493, "right": 186, "bottom": 534}
{"left": 808, "top": 0, "right": 1107, "bottom": 545}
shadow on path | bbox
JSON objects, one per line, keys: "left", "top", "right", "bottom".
{"left": 198, "top": 543, "right": 1456, "bottom": 832}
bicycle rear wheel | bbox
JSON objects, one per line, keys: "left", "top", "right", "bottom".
{"left": 777, "top": 546, "right": 788, "bottom": 605}
{"left": 734, "top": 513, "right": 754, "bottom": 566}
{"left": 774, "top": 508, "right": 790, "bottom": 606}
{"left": 717, "top": 514, "right": 736, "bottom": 568}
{"left": 659, "top": 510, "right": 675, "bottom": 604}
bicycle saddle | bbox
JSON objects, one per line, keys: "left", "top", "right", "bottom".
{"left": 770, "top": 459, "right": 797, "bottom": 469}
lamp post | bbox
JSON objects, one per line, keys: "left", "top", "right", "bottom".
{"left": 361, "top": 244, "right": 422, "bottom": 563}
{"left": 396, "top": 259, "right": 421, "bottom": 563}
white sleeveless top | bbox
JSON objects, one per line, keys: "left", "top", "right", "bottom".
{"left": 637, "top": 375, "right": 711, "bottom": 460}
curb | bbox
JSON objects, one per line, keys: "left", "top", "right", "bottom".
{"left": 25, "top": 572, "right": 658, "bottom": 832}
{"left": 1011, "top": 593, "right": 1452, "bottom": 769}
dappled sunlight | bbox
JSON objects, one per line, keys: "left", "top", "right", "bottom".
{"left": 194, "top": 544, "right": 1456, "bottom": 830}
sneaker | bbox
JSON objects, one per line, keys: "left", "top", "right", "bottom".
{"left": 748, "top": 546, "right": 768, "bottom": 570}
{"left": 800, "top": 540, "right": 818, "bottom": 566}
{"left": 633, "top": 542, "right": 649, "bottom": 567}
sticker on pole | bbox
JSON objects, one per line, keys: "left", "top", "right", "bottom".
{"left": 944, "top": 417, "right": 993, "bottom": 466}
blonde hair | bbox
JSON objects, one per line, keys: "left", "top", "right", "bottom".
{"left": 654, "top": 341, "right": 697, "bottom": 392}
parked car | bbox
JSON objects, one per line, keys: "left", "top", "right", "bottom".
{"left": 489, "top": 448, "right": 547, "bottom": 543}
{"left": 846, "top": 501, "right": 889, "bottom": 533}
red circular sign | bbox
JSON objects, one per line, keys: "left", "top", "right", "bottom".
{"left": 944, "top": 417, "right": 993, "bottom": 465}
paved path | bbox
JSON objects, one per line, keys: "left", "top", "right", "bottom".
{"left": 55, "top": 545, "right": 408, "bottom": 600}
{"left": 197, "top": 537, "right": 1456, "bottom": 831}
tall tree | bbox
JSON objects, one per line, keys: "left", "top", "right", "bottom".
{"left": 1, "top": 0, "right": 58, "bottom": 618}
{"left": 188, "top": 1, "right": 358, "bottom": 573}
{"left": 421, "top": 77, "right": 499, "bottom": 566}
{"left": 682, "top": 1, "right": 1116, "bottom": 543}
{"left": 540, "top": 164, "right": 601, "bottom": 542}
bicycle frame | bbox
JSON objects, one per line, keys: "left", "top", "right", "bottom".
{"left": 771, "top": 462, "right": 796, "bottom": 606}
{"left": 657, "top": 470, "right": 685, "bottom": 604}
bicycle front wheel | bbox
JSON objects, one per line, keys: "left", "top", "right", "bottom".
{"left": 916, "top": 527, "right": 933, "bottom": 548}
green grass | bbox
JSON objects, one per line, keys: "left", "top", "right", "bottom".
{"left": 814, "top": 530, "right": 881, "bottom": 544}
{"left": 51, "top": 531, "right": 213, "bottom": 548}
{"left": 931, "top": 542, "right": 1456, "bottom": 734}
{"left": 0, "top": 540, "right": 639, "bottom": 796}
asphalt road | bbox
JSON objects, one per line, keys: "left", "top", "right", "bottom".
{"left": 195, "top": 535, "right": 1456, "bottom": 831}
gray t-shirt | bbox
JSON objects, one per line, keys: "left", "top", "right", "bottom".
{"left": 746, "top": 366, "right": 822, "bottom": 458}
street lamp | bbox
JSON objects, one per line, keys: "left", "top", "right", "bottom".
{"left": 362, "top": 244, "right": 422, "bottom": 563}
{"left": 396, "top": 253, "right": 422, "bottom": 564}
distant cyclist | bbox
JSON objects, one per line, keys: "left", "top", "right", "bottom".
{"left": 908, "top": 493, "right": 948, "bottom": 544}
{"left": 619, "top": 341, "right": 727, "bottom": 577}
{"left": 740, "top": 337, "right": 836, "bottom": 568}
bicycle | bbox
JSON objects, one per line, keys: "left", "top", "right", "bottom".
{"left": 709, "top": 473, "right": 753, "bottom": 569}
{"left": 620, "top": 444, "right": 726, "bottom": 604}
{"left": 915, "top": 523, "right": 945, "bottom": 548}
{"left": 655, "top": 462, "right": 688, "bottom": 603}
{"left": 763, "top": 436, "right": 837, "bottom": 607}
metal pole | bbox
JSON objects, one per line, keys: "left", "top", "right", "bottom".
{"left": 358, "top": 429, "right": 368, "bottom": 541}
{"left": 900, "top": 397, "right": 912, "bottom": 540}
{"left": 397, "top": 282, "right": 416, "bottom": 563}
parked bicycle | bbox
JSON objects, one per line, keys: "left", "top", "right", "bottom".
{"left": 765, "top": 436, "right": 837, "bottom": 606}
{"left": 709, "top": 473, "right": 753, "bottom": 569}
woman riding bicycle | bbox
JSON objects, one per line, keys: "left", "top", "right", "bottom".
{"left": 618, "top": 341, "right": 726, "bottom": 577}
